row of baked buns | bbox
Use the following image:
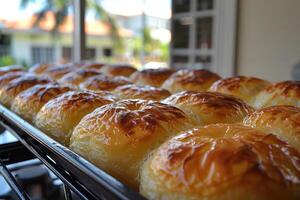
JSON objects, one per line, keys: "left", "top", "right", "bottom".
{"left": 0, "top": 63, "right": 300, "bottom": 199}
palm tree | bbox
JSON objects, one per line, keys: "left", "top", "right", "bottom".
{"left": 20, "top": 0, "right": 124, "bottom": 51}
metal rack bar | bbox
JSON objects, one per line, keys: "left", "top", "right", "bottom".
{"left": 63, "top": 184, "right": 73, "bottom": 200}
{"left": 0, "top": 104, "right": 145, "bottom": 200}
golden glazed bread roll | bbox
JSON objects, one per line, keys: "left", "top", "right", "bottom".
{"left": 29, "top": 63, "right": 54, "bottom": 74}
{"left": 58, "top": 68, "right": 101, "bottom": 87}
{"left": 161, "top": 69, "right": 221, "bottom": 93}
{"left": 253, "top": 81, "right": 300, "bottom": 108}
{"left": 35, "top": 91, "right": 114, "bottom": 146}
{"left": 80, "top": 62, "right": 105, "bottom": 71}
{"left": 0, "top": 71, "right": 27, "bottom": 88}
{"left": 69, "top": 99, "right": 193, "bottom": 189}
{"left": 113, "top": 84, "right": 171, "bottom": 101}
{"left": 44, "top": 65, "right": 76, "bottom": 80}
{"left": 79, "top": 74, "right": 131, "bottom": 91}
{"left": 130, "top": 68, "right": 175, "bottom": 87}
{"left": 100, "top": 64, "right": 137, "bottom": 77}
{"left": 11, "top": 84, "right": 72, "bottom": 122}
{"left": 209, "top": 76, "right": 271, "bottom": 106}
{"left": 140, "top": 124, "right": 300, "bottom": 200}
{"left": 0, "top": 65, "right": 24, "bottom": 76}
{"left": 162, "top": 91, "right": 253, "bottom": 126}
{"left": 0, "top": 74, "right": 52, "bottom": 108}
{"left": 243, "top": 105, "right": 300, "bottom": 151}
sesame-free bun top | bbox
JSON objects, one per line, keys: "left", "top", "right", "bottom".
{"left": 0, "top": 74, "right": 52, "bottom": 108}
{"left": 113, "top": 84, "right": 171, "bottom": 101}
{"left": 35, "top": 91, "right": 114, "bottom": 146}
{"left": 0, "top": 65, "right": 24, "bottom": 76}
{"left": 29, "top": 63, "right": 54, "bottom": 74}
{"left": 69, "top": 99, "right": 193, "bottom": 189}
{"left": 79, "top": 74, "right": 131, "bottom": 91}
{"left": 162, "top": 91, "right": 253, "bottom": 126}
{"left": 58, "top": 68, "right": 101, "bottom": 87}
{"left": 161, "top": 69, "right": 221, "bottom": 93}
{"left": 11, "top": 83, "right": 72, "bottom": 122}
{"left": 243, "top": 105, "right": 300, "bottom": 151}
{"left": 0, "top": 71, "right": 27, "bottom": 88}
{"left": 210, "top": 76, "right": 271, "bottom": 106}
{"left": 140, "top": 124, "right": 300, "bottom": 200}
{"left": 44, "top": 65, "right": 76, "bottom": 80}
{"left": 130, "top": 68, "right": 175, "bottom": 87}
{"left": 253, "top": 81, "right": 300, "bottom": 108}
{"left": 80, "top": 62, "right": 106, "bottom": 71}
{"left": 100, "top": 64, "right": 137, "bottom": 77}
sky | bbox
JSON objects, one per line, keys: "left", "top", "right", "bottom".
{"left": 0, "top": 0, "right": 171, "bottom": 21}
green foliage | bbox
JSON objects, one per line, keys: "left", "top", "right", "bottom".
{"left": 0, "top": 56, "right": 16, "bottom": 67}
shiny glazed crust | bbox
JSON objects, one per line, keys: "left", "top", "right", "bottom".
{"left": 0, "top": 71, "right": 27, "bottom": 88}
{"left": 100, "top": 64, "right": 137, "bottom": 77}
{"left": 29, "top": 63, "right": 54, "bottom": 74}
{"left": 69, "top": 99, "right": 193, "bottom": 189}
{"left": 113, "top": 84, "right": 171, "bottom": 101}
{"left": 44, "top": 65, "right": 75, "bottom": 80}
{"left": 79, "top": 75, "right": 132, "bottom": 91}
{"left": 253, "top": 81, "right": 300, "bottom": 108}
{"left": 58, "top": 68, "right": 101, "bottom": 87}
{"left": 162, "top": 91, "right": 253, "bottom": 126}
{"left": 243, "top": 105, "right": 300, "bottom": 151}
{"left": 34, "top": 91, "right": 114, "bottom": 146}
{"left": 209, "top": 76, "right": 270, "bottom": 106}
{"left": 0, "top": 65, "right": 24, "bottom": 76}
{"left": 0, "top": 74, "right": 52, "bottom": 108}
{"left": 130, "top": 68, "right": 175, "bottom": 87}
{"left": 140, "top": 124, "right": 300, "bottom": 200}
{"left": 11, "top": 84, "right": 72, "bottom": 122}
{"left": 161, "top": 69, "right": 221, "bottom": 93}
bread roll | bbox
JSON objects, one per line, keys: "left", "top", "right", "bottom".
{"left": 140, "top": 124, "right": 300, "bottom": 200}
{"left": 113, "top": 84, "right": 171, "bottom": 101}
{"left": 253, "top": 81, "right": 300, "bottom": 108}
{"left": 243, "top": 105, "right": 300, "bottom": 151}
{"left": 58, "top": 68, "right": 101, "bottom": 87}
{"left": 209, "top": 76, "right": 270, "bottom": 106}
{"left": 29, "top": 63, "right": 54, "bottom": 74}
{"left": 161, "top": 69, "right": 221, "bottom": 93}
{"left": 130, "top": 68, "right": 175, "bottom": 87}
{"left": 69, "top": 99, "right": 193, "bottom": 189}
{"left": 0, "top": 74, "right": 52, "bottom": 108}
{"left": 80, "top": 62, "right": 106, "bottom": 71}
{"left": 44, "top": 65, "right": 75, "bottom": 80}
{"left": 100, "top": 64, "right": 137, "bottom": 77}
{"left": 163, "top": 91, "right": 253, "bottom": 126}
{"left": 0, "top": 65, "right": 24, "bottom": 76}
{"left": 11, "top": 84, "right": 72, "bottom": 122}
{"left": 35, "top": 91, "right": 114, "bottom": 146}
{"left": 79, "top": 74, "right": 131, "bottom": 91}
{"left": 0, "top": 71, "right": 27, "bottom": 88}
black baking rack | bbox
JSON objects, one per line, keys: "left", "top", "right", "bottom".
{"left": 0, "top": 104, "right": 145, "bottom": 200}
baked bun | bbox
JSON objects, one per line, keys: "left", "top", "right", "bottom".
{"left": 58, "top": 68, "right": 101, "bottom": 87}
{"left": 35, "top": 91, "right": 114, "bottom": 146}
{"left": 79, "top": 74, "right": 131, "bottom": 91}
{"left": 130, "top": 68, "right": 175, "bottom": 87}
{"left": 163, "top": 91, "right": 253, "bottom": 126}
{"left": 0, "top": 74, "right": 52, "bottom": 108}
{"left": 11, "top": 84, "right": 72, "bottom": 122}
{"left": 44, "top": 65, "right": 75, "bottom": 80}
{"left": 0, "top": 65, "right": 24, "bottom": 76}
{"left": 113, "top": 84, "right": 171, "bottom": 101}
{"left": 0, "top": 71, "right": 27, "bottom": 88}
{"left": 100, "top": 64, "right": 137, "bottom": 77}
{"left": 209, "top": 76, "right": 270, "bottom": 106}
{"left": 140, "top": 124, "right": 300, "bottom": 200}
{"left": 80, "top": 62, "right": 105, "bottom": 71}
{"left": 253, "top": 81, "right": 300, "bottom": 108}
{"left": 29, "top": 63, "right": 54, "bottom": 74}
{"left": 161, "top": 69, "right": 221, "bottom": 93}
{"left": 69, "top": 99, "right": 193, "bottom": 189}
{"left": 243, "top": 105, "right": 300, "bottom": 151}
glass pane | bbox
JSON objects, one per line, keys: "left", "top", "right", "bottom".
{"left": 196, "top": 17, "right": 213, "bottom": 49}
{"left": 172, "top": 55, "right": 189, "bottom": 69}
{"left": 197, "top": 0, "right": 214, "bottom": 11}
{"left": 172, "top": 18, "right": 191, "bottom": 48}
{"left": 195, "top": 55, "right": 212, "bottom": 69}
{"left": 173, "top": 0, "right": 190, "bottom": 14}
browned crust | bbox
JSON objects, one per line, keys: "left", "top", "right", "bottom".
{"left": 100, "top": 64, "right": 137, "bottom": 77}
{"left": 59, "top": 68, "right": 101, "bottom": 86}
{"left": 0, "top": 65, "right": 24, "bottom": 76}
{"left": 0, "top": 71, "right": 27, "bottom": 88}
{"left": 44, "top": 65, "right": 76, "bottom": 80}
{"left": 265, "top": 81, "right": 300, "bottom": 97}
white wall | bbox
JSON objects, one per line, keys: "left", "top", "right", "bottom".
{"left": 237, "top": 0, "right": 300, "bottom": 81}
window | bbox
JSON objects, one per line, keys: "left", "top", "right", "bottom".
{"left": 103, "top": 48, "right": 113, "bottom": 57}
{"left": 85, "top": 48, "right": 96, "bottom": 60}
{"left": 172, "top": 18, "right": 191, "bottom": 48}
{"left": 173, "top": 0, "right": 190, "bottom": 14}
{"left": 62, "top": 47, "right": 72, "bottom": 61}
{"left": 31, "top": 46, "right": 54, "bottom": 64}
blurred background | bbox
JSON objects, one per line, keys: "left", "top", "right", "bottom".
{"left": 0, "top": 0, "right": 299, "bottom": 81}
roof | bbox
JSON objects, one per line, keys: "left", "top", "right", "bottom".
{"left": 0, "top": 12, "right": 132, "bottom": 37}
